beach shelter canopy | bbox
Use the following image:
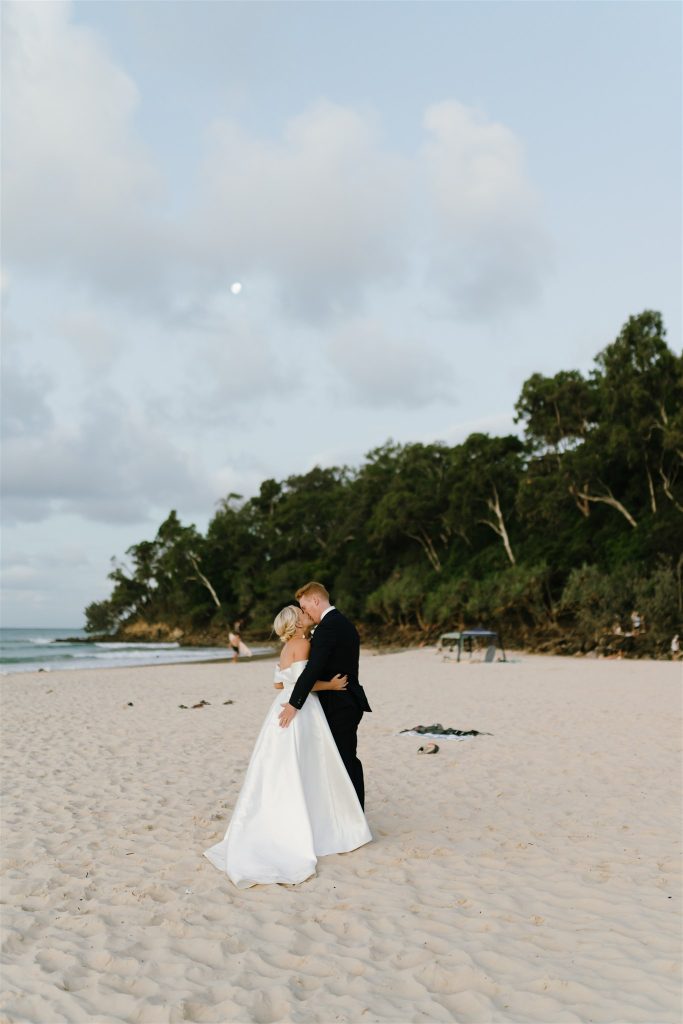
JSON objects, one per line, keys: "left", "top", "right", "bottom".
{"left": 438, "top": 629, "right": 506, "bottom": 662}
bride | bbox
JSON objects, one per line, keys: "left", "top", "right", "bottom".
{"left": 203, "top": 605, "right": 372, "bottom": 887}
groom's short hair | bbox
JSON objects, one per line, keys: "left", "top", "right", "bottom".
{"left": 295, "top": 581, "right": 329, "bottom": 601}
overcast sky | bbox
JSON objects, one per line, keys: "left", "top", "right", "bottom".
{"left": 2, "top": 0, "right": 681, "bottom": 628}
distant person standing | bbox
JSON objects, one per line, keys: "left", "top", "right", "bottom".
{"left": 228, "top": 620, "right": 252, "bottom": 663}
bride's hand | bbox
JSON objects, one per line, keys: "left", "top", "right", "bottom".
{"left": 311, "top": 674, "right": 348, "bottom": 691}
{"left": 328, "top": 673, "right": 348, "bottom": 690}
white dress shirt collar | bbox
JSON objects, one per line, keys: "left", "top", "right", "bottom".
{"left": 320, "top": 605, "right": 336, "bottom": 621}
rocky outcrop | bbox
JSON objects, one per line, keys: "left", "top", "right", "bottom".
{"left": 114, "top": 619, "right": 236, "bottom": 647}
{"left": 118, "top": 620, "right": 185, "bottom": 642}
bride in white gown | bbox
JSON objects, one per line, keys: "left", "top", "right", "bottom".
{"left": 203, "top": 605, "right": 372, "bottom": 888}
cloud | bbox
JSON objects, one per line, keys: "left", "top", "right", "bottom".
{"left": 0, "top": 3, "right": 550, "bottom": 557}
{"left": 1, "top": 546, "right": 88, "bottom": 588}
{"left": 2, "top": 3, "right": 549, "bottom": 324}
{"left": 169, "top": 294, "right": 291, "bottom": 421}
{"left": 1, "top": 388, "right": 217, "bottom": 525}
{"left": 1, "top": 363, "right": 55, "bottom": 439}
{"left": 326, "top": 318, "right": 456, "bottom": 408}
{"left": 0, "top": 542, "right": 102, "bottom": 627}
{"left": 194, "top": 101, "right": 411, "bottom": 319}
{"left": 194, "top": 99, "right": 550, "bottom": 321}
{"left": 56, "top": 310, "right": 122, "bottom": 372}
{"left": 1, "top": 1, "right": 168, "bottom": 300}
{"left": 421, "top": 101, "right": 551, "bottom": 316}
{"left": 1, "top": 563, "right": 41, "bottom": 587}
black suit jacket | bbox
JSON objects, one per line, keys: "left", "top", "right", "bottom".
{"left": 288, "top": 609, "right": 372, "bottom": 714}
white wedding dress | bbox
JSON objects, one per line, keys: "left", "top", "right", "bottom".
{"left": 203, "top": 660, "right": 372, "bottom": 888}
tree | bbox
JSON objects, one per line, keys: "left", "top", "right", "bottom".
{"left": 84, "top": 599, "right": 119, "bottom": 634}
{"left": 447, "top": 434, "right": 525, "bottom": 565}
{"left": 204, "top": 493, "right": 255, "bottom": 618}
{"left": 84, "top": 310, "right": 680, "bottom": 657}
{"left": 593, "top": 311, "right": 683, "bottom": 515}
{"left": 515, "top": 370, "right": 597, "bottom": 459}
{"left": 366, "top": 443, "right": 456, "bottom": 573}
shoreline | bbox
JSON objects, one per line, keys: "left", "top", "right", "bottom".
{"left": 3, "top": 640, "right": 676, "bottom": 678}
{"left": 49, "top": 620, "right": 679, "bottom": 661}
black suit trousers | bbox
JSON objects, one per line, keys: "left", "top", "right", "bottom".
{"left": 323, "top": 703, "right": 365, "bottom": 810}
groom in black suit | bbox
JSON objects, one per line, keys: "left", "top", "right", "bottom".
{"left": 278, "top": 581, "right": 371, "bottom": 809}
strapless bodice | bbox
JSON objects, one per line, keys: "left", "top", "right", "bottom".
{"left": 274, "top": 659, "right": 307, "bottom": 686}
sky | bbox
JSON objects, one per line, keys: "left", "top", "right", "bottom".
{"left": 1, "top": 0, "right": 681, "bottom": 628}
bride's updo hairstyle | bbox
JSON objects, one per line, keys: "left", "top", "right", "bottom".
{"left": 273, "top": 605, "right": 300, "bottom": 643}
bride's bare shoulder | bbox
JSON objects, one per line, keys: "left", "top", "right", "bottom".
{"left": 288, "top": 638, "right": 310, "bottom": 661}
{"left": 280, "top": 637, "right": 310, "bottom": 667}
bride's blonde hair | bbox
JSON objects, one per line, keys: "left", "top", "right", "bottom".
{"left": 273, "top": 605, "right": 300, "bottom": 643}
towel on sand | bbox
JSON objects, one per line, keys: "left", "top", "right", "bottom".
{"left": 399, "top": 723, "right": 492, "bottom": 739}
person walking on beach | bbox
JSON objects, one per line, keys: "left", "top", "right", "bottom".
{"left": 278, "top": 581, "right": 371, "bottom": 810}
{"left": 228, "top": 619, "right": 251, "bottom": 662}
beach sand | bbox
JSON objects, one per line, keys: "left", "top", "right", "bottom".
{"left": 1, "top": 649, "right": 681, "bottom": 1024}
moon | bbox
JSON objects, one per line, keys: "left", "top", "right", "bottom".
{"left": 230, "top": 282, "right": 242, "bottom": 295}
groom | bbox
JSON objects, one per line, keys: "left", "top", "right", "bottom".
{"left": 278, "top": 581, "right": 371, "bottom": 809}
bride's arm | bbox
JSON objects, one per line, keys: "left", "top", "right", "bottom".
{"left": 276, "top": 674, "right": 347, "bottom": 690}
{"left": 312, "top": 674, "right": 348, "bottom": 691}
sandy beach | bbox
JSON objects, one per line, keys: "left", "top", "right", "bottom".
{"left": 1, "top": 648, "right": 680, "bottom": 1024}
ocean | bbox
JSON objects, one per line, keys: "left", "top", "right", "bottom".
{"left": 0, "top": 628, "right": 273, "bottom": 675}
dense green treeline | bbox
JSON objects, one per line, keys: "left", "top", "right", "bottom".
{"left": 86, "top": 312, "right": 683, "bottom": 655}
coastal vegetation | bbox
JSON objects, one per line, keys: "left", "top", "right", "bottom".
{"left": 85, "top": 312, "right": 682, "bottom": 657}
